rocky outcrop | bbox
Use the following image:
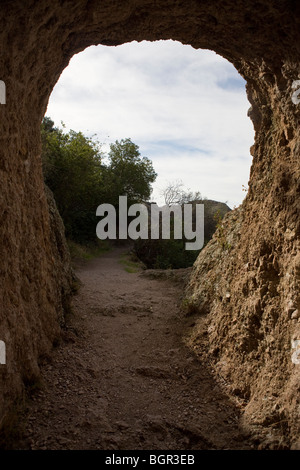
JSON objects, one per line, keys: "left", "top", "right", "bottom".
{"left": 196, "top": 199, "right": 231, "bottom": 241}
{"left": 44, "top": 185, "right": 76, "bottom": 326}
{"left": 0, "top": 180, "right": 74, "bottom": 436}
{"left": 0, "top": 0, "right": 299, "bottom": 447}
{"left": 186, "top": 203, "right": 300, "bottom": 448}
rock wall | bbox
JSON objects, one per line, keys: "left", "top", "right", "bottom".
{"left": 0, "top": 0, "right": 299, "bottom": 446}
{"left": 186, "top": 58, "right": 300, "bottom": 448}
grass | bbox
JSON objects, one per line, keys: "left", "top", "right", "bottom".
{"left": 67, "top": 239, "right": 111, "bottom": 262}
{"left": 181, "top": 297, "right": 200, "bottom": 316}
{"left": 119, "top": 252, "right": 143, "bottom": 273}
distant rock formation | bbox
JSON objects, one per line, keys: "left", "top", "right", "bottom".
{"left": 191, "top": 199, "right": 231, "bottom": 242}
{"left": 133, "top": 199, "right": 231, "bottom": 269}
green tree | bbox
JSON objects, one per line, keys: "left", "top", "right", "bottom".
{"left": 42, "top": 118, "right": 104, "bottom": 243}
{"left": 104, "top": 138, "right": 157, "bottom": 206}
{"left": 41, "top": 119, "right": 157, "bottom": 245}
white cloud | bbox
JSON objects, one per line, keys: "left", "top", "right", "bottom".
{"left": 46, "top": 40, "right": 254, "bottom": 209}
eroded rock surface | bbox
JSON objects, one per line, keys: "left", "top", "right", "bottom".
{"left": 0, "top": 0, "right": 299, "bottom": 447}
{"left": 186, "top": 204, "right": 300, "bottom": 448}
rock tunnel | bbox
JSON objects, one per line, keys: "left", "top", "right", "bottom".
{"left": 0, "top": 0, "right": 299, "bottom": 447}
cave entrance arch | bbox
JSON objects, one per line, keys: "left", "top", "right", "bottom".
{"left": 0, "top": 0, "right": 299, "bottom": 443}
{"left": 45, "top": 40, "right": 254, "bottom": 210}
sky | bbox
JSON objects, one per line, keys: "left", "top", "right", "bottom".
{"left": 45, "top": 40, "right": 255, "bottom": 209}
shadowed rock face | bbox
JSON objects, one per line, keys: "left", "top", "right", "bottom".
{"left": 0, "top": 0, "right": 299, "bottom": 446}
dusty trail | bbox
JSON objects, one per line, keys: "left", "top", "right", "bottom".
{"left": 13, "top": 247, "right": 252, "bottom": 450}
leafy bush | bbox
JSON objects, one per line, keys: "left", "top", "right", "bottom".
{"left": 133, "top": 199, "right": 231, "bottom": 269}
{"left": 133, "top": 237, "right": 201, "bottom": 269}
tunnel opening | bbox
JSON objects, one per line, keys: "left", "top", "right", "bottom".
{"left": 45, "top": 40, "right": 254, "bottom": 212}
{"left": 0, "top": 0, "right": 299, "bottom": 450}
{"left": 41, "top": 40, "right": 255, "bottom": 273}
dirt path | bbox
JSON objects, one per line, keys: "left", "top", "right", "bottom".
{"left": 13, "top": 246, "right": 252, "bottom": 450}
